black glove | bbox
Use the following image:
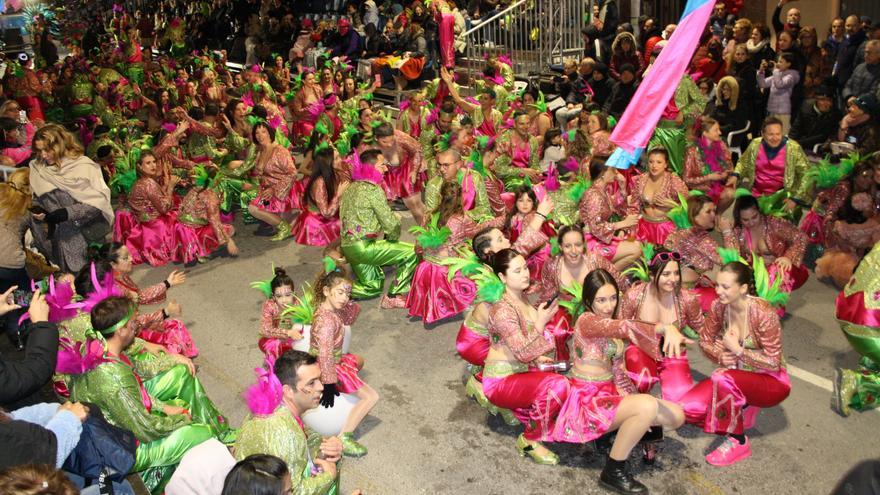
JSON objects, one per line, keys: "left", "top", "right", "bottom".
{"left": 45, "top": 208, "right": 69, "bottom": 224}
{"left": 319, "top": 383, "right": 339, "bottom": 408}
{"left": 45, "top": 208, "right": 68, "bottom": 239}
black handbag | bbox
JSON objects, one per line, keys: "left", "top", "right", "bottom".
{"left": 80, "top": 216, "right": 112, "bottom": 243}
{"left": 62, "top": 403, "right": 137, "bottom": 485}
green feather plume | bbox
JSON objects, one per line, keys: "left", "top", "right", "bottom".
{"left": 549, "top": 236, "right": 560, "bottom": 256}
{"left": 566, "top": 176, "right": 591, "bottom": 204}
{"left": 433, "top": 132, "right": 453, "bottom": 153}
{"left": 805, "top": 154, "right": 857, "bottom": 190}
{"left": 439, "top": 251, "right": 484, "bottom": 281}
{"left": 534, "top": 91, "right": 547, "bottom": 113}
{"left": 323, "top": 256, "right": 337, "bottom": 273}
{"left": 751, "top": 253, "right": 789, "bottom": 307}
{"left": 280, "top": 284, "right": 316, "bottom": 324}
{"left": 734, "top": 187, "right": 752, "bottom": 199}
{"left": 622, "top": 243, "right": 655, "bottom": 282}
{"left": 249, "top": 263, "right": 277, "bottom": 298}
{"left": 666, "top": 193, "right": 692, "bottom": 229}
{"left": 246, "top": 115, "right": 266, "bottom": 127}
{"left": 408, "top": 213, "right": 452, "bottom": 249}
{"left": 109, "top": 168, "right": 137, "bottom": 195}
{"left": 275, "top": 129, "right": 292, "bottom": 149}
{"left": 558, "top": 282, "right": 584, "bottom": 318}
{"left": 471, "top": 264, "right": 505, "bottom": 303}
{"left": 468, "top": 148, "right": 486, "bottom": 177}
{"left": 475, "top": 135, "right": 490, "bottom": 150}
{"left": 716, "top": 247, "right": 747, "bottom": 265}
{"left": 314, "top": 120, "right": 330, "bottom": 136}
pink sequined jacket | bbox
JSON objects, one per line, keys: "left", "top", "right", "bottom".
{"left": 113, "top": 274, "right": 167, "bottom": 331}
{"left": 664, "top": 227, "right": 722, "bottom": 274}
{"left": 260, "top": 299, "right": 291, "bottom": 340}
{"left": 579, "top": 184, "right": 632, "bottom": 244}
{"left": 572, "top": 312, "right": 659, "bottom": 394}
{"left": 488, "top": 296, "right": 555, "bottom": 365}
{"left": 306, "top": 176, "right": 344, "bottom": 218}
{"left": 128, "top": 177, "right": 173, "bottom": 222}
{"left": 255, "top": 145, "right": 297, "bottom": 200}
{"left": 682, "top": 144, "right": 732, "bottom": 193}
{"left": 310, "top": 302, "right": 361, "bottom": 385}
{"left": 619, "top": 282, "right": 705, "bottom": 334}
{"left": 700, "top": 296, "right": 784, "bottom": 372}
{"left": 178, "top": 188, "right": 227, "bottom": 241}
{"left": 722, "top": 215, "right": 807, "bottom": 266}
{"left": 629, "top": 172, "right": 689, "bottom": 219}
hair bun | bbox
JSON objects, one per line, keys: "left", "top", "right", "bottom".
{"left": 273, "top": 267, "right": 287, "bottom": 277}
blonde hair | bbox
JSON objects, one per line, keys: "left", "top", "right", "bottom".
{"left": 0, "top": 100, "right": 21, "bottom": 117}
{"left": 716, "top": 76, "right": 740, "bottom": 110}
{"left": 0, "top": 168, "right": 31, "bottom": 221}
{"left": 0, "top": 464, "right": 79, "bottom": 495}
{"left": 33, "top": 124, "right": 84, "bottom": 164}
{"left": 733, "top": 18, "right": 752, "bottom": 34}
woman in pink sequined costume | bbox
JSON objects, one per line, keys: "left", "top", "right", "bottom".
{"left": 174, "top": 167, "right": 238, "bottom": 263}
{"left": 483, "top": 249, "right": 570, "bottom": 465}
{"left": 553, "top": 268, "right": 685, "bottom": 493}
{"left": 664, "top": 195, "right": 723, "bottom": 311}
{"left": 720, "top": 194, "right": 809, "bottom": 308}
{"left": 683, "top": 117, "right": 735, "bottom": 212}
{"left": 84, "top": 246, "right": 198, "bottom": 358}
{"left": 368, "top": 123, "right": 427, "bottom": 225}
{"left": 292, "top": 146, "right": 348, "bottom": 248}
{"left": 406, "top": 181, "right": 498, "bottom": 324}
{"left": 246, "top": 122, "right": 300, "bottom": 241}
{"left": 579, "top": 158, "right": 643, "bottom": 271}
{"left": 537, "top": 225, "right": 628, "bottom": 362}
{"left": 257, "top": 268, "right": 304, "bottom": 361}
{"left": 631, "top": 147, "right": 689, "bottom": 245}
{"left": 619, "top": 250, "right": 701, "bottom": 400}
{"left": 310, "top": 266, "right": 379, "bottom": 457}
{"left": 288, "top": 71, "right": 323, "bottom": 143}
{"left": 677, "top": 262, "right": 791, "bottom": 466}
{"left": 113, "top": 150, "right": 179, "bottom": 267}
{"left": 458, "top": 198, "right": 554, "bottom": 422}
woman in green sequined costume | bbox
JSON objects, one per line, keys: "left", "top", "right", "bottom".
{"left": 833, "top": 242, "right": 880, "bottom": 416}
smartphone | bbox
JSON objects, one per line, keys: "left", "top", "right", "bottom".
{"left": 18, "top": 110, "right": 27, "bottom": 124}
{"left": 543, "top": 294, "right": 558, "bottom": 309}
{"left": 29, "top": 205, "right": 47, "bottom": 215}
{"left": 13, "top": 289, "right": 33, "bottom": 308}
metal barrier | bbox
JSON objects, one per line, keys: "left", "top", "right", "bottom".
{"left": 460, "top": 0, "right": 590, "bottom": 81}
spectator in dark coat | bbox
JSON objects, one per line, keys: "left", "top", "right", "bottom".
{"left": 0, "top": 291, "right": 56, "bottom": 407}
{"left": 603, "top": 63, "right": 638, "bottom": 118}
{"left": 843, "top": 39, "right": 880, "bottom": 101}
{"left": 835, "top": 15, "right": 868, "bottom": 88}
{"left": 582, "top": 26, "right": 610, "bottom": 65}
{"left": 589, "top": 62, "right": 614, "bottom": 108}
{"left": 790, "top": 86, "right": 843, "bottom": 152}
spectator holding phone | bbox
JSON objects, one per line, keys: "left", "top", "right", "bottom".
{"left": 0, "top": 169, "right": 31, "bottom": 348}
{"left": 0, "top": 287, "right": 57, "bottom": 407}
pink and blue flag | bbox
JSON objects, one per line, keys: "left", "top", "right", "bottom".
{"left": 606, "top": 0, "right": 714, "bottom": 169}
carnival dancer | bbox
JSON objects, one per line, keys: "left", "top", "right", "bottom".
{"left": 70, "top": 296, "right": 232, "bottom": 493}
{"left": 631, "top": 147, "right": 689, "bottom": 245}
{"left": 483, "top": 249, "right": 569, "bottom": 464}
{"left": 664, "top": 194, "right": 723, "bottom": 311}
{"left": 619, "top": 248, "right": 701, "bottom": 398}
{"left": 554, "top": 268, "right": 686, "bottom": 494}
{"left": 419, "top": 101, "right": 460, "bottom": 178}
{"left": 370, "top": 123, "right": 427, "bottom": 225}
{"left": 719, "top": 194, "right": 809, "bottom": 309}
{"left": 833, "top": 242, "right": 880, "bottom": 416}
{"left": 251, "top": 267, "right": 304, "bottom": 361}
{"left": 292, "top": 146, "right": 349, "bottom": 249}
{"left": 395, "top": 91, "right": 430, "bottom": 138}
{"left": 493, "top": 112, "right": 542, "bottom": 190}
{"left": 423, "top": 148, "right": 493, "bottom": 223}
{"left": 728, "top": 117, "right": 811, "bottom": 220}
{"left": 175, "top": 166, "right": 238, "bottom": 263}
{"left": 89, "top": 245, "right": 198, "bottom": 358}
{"left": 678, "top": 262, "right": 791, "bottom": 466}
{"left": 247, "top": 122, "right": 300, "bottom": 241}
{"left": 537, "top": 225, "right": 627, "bottom": 362}
{"left": 579, "top": 158, "right": 643, "bottom": 271}
{"left": 406, "top": 180, "right": 495, "bottom": 324}
{"left": 440, "top": 67, "right": 504, "bottom": 139}
{"left": 310, "top": 263, "right": 380, "bottom": 456}
{"left": 683, "top": 117, "right": 735, "bottom": 212}
{"left": 234, "top": 350, "right": 342, "bottom": 495}
{"left": 289, "top": 70, "right": 324, "bottom": 143}
{"left": 339, "top": 149, "right": 419, "bottom": 308}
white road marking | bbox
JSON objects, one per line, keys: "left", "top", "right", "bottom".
{"left": 786, "top": 364, "right": 833, "bottom": 391}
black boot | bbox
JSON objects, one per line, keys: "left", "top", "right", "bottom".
{"left": 599, "top": 457, "right": 648, "bottom": 494}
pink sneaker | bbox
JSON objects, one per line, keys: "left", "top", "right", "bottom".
{"left": 705, "top": 436, "right": 751, "bottom": 466}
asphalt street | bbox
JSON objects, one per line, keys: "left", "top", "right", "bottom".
{"left": 127, "top": 214, "right": 879, "bottom": 495}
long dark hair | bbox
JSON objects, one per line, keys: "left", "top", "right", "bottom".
{"left": 732, "top": 194, "right": 762, "bottom": 229}
{"left": 506, "top": 186, "right": 537, "bottom": 230}
{"left": 434, "top": 180, "right": 463, "bottom": 227}
{"left": 307, "top": 146, "right": 337, "bottom": 208}
{"left": 581, "top": 268, "right": 620, "bottom": 316}
{"left": 488, "top": 248, "right": 522, "bottom": 278}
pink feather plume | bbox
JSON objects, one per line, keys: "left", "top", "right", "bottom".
{"left": 244, "top": 355, "right": 283, "bottom": 415}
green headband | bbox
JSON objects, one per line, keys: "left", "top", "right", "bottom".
{"left": 97, "top": 306, "right": 136, "bottom": 336}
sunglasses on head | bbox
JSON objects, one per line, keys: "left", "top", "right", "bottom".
{"left": 650, "top": 251, "right": 681, "bottom": 266}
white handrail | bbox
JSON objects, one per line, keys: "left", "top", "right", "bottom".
{"left": 462, "top": 0, "right": 530, "bottom": 37}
